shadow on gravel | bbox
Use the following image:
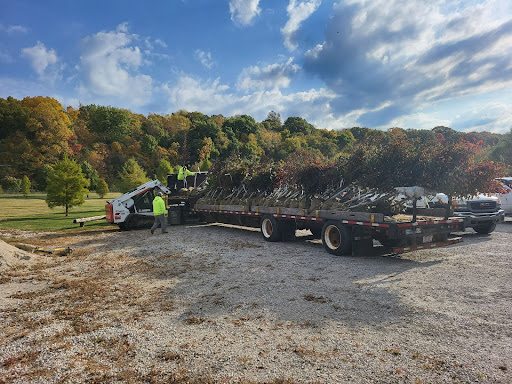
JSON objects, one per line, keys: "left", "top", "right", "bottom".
{"left": 34, "top": 222, "right": 503, "bottom": 331}
{"left": 135, "top": 223, "right": 448, "bottom": 330}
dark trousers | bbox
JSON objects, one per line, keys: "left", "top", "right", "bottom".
{"left": 151, "top": 214, "right": 167, "bottom": 233}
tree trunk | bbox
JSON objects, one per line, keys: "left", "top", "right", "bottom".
{"left": 66, "top": 204, "right": 69, "bottom": 217}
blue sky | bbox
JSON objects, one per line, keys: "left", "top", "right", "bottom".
{"left": 1, "top": 0, "right": 511, "bottom": 133}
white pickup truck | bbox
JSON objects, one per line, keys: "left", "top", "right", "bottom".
{"left": 431, "top": 193, "right": 504, "bottom": 233}
{"left": 397, "top": 189, "right": 505, "bottom": 234}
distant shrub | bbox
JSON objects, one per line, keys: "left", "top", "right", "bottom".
{"left": 1, "top": 176, "right": 21, "bottom": 193}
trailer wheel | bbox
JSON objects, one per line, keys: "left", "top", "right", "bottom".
{"left": 474, "top": 222, "right": 496, "bottom": 234}
{"left": 261, "top": 215, "right": 282, "bottom": 242}
{"left": 321, "top": 221, "right": 352, "bottom": 256}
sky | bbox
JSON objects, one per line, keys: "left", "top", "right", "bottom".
{"left": 1, "top": 0, "right": 512, "bottom": 134}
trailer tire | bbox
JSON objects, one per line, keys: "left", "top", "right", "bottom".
{"left": 473, "top": 222, "right": 496, "bottom": 234}
{"left": 321, "top": 221, "right": 352, "bottom": 256}
{"left": 261, "top": 215, "right": 282, "bottom": 242}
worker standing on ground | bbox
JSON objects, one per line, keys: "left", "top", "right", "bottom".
{"left": 177, "top": 165, "right": 195, "bottom": 189}
{"left": 151, "top": 191, "right": 168, "bottom": 234}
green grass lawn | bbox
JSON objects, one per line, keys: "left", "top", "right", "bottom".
{"left": 0, "top": 192, "right": 122, "bottom": 232}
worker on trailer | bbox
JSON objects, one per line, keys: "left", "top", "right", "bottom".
{"left": 177, "top": 165, "right": 195, "bottom": 189}
{"left": 151, "top": 191, "right": 168, "bottom": 234}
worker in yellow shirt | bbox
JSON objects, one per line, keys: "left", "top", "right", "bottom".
{"left": 177, "top": 165, "right": 195, "bottom": 189}
{"left": 151, "top": 191, "right": 168, "bottom": 234}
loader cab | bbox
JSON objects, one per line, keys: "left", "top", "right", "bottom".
{"left": 133, "top": 188, "right": 155, "bottom": 213}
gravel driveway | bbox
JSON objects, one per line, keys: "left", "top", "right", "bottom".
{"left": 0, "top": 220, "right": 511, "bottom": 383}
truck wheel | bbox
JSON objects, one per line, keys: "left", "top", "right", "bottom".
{"left": 321, "top": 221, "right": 352, "bottom": 256}
{"left": 261, "top": 215, "right": 282, "bottom": 242}
{"left": 474, "top": 222, "right": 496, "bottom": 234}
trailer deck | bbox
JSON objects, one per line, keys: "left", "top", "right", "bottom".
{"left": 192, "top": 203, "right": 466, "bottom": 255}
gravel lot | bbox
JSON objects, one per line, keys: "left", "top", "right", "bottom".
{"left": 0, "top": 219, "right": 511, "bottom": 384}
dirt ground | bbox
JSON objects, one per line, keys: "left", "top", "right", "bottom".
{"left": 0, "top": 219, "right": 511, "bottom": 384}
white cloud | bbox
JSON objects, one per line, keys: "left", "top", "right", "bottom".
{"left": 155, "top": 39, "right": 168, "bottom": 48}
{"left": 0, "top": 24, "right": 28, "bottom": 34}
{"left": 303, "top": 0, "right": 512, "bottom": 128}
{"left": 7, "top": 25, "right": 28, "bottom": 34}
{"left": 163, "top": 76, "right": 232, "bottom": 113}
{"left": 195, "top": 50, "right": 214, "bottom": 69}
{"left": 236, "top": 58, "right": 300, "bottom": 91}
{"left": 229, "top": 0, "right": 261, "bottom": 26}
{"left": 162, "top": 73, "right": 337, "bottom": 126}
{"left": 21, "top": 42, "right": 59, "bottom": 77}
{"left": 79, "top": 23, "right": 153, "bottom": 107}
{"left": 0, "top": 49, "right": 13, "bottom": 63}
{"left": 454, "top": 101, "right": 512, "bottom": 134}
{"left": 282, "top": 0, "right": 322, "bottom": 51}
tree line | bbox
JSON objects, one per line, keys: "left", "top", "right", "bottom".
{"left": 1, "top": 96, "right": 511, "bottom": 199}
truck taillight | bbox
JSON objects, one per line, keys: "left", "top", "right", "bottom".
{"left": 105, "top": 203, "right": 114, "bottom": 223}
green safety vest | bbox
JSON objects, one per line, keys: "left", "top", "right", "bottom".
{"left": 153, "top": 196, "right": 166, "bottom": 215}
{"left": 177, "top": 167, "right": 195, "bottom": 180}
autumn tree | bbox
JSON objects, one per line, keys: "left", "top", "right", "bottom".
{"left": 188, "top": 120, "right": 221, "bottom": 163}
{"left": 165, "top": 114, "right": 191, "bottom": 142}
{"left": 21, "top": 96, "right": 73, "bottom": 165}
{"left": 118, "top": 158, "right": 149, "bottom": 193}
{"left": 46, "top": 156, "right": 89, "bottom": 216}
{"left": 0, "top": 96, "right": 72, "bottom": 180}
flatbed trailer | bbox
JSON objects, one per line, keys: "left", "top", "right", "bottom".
{"left": 107, "top": 176, "right": 467, "bottom": 256}
{"left": 191, "top": 203, "right": 465, "bottom": 256}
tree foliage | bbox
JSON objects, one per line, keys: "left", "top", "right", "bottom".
{"left": 21, "top": 175, "right": 31, "bottom": 198}
{"left": 156, "top": 159, "right": 172, "bottom": 184}
{"left": 80, "top": 104, "right": 131, "bottom": 144}
{"left": 96, "top": 178, "right": 109, "bottom": 198}
{"left": 0, "top": 96, "right": 509, "bottom": 199}
{"left": 118, "top": 158, "right": 149, "bottom": 193}
{"left": 46, "top": 156, "right": 89, "bottom": 216}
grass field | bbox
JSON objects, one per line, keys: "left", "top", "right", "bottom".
{"left": 0, "top": 192, "right": 122, "bottom": 232}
